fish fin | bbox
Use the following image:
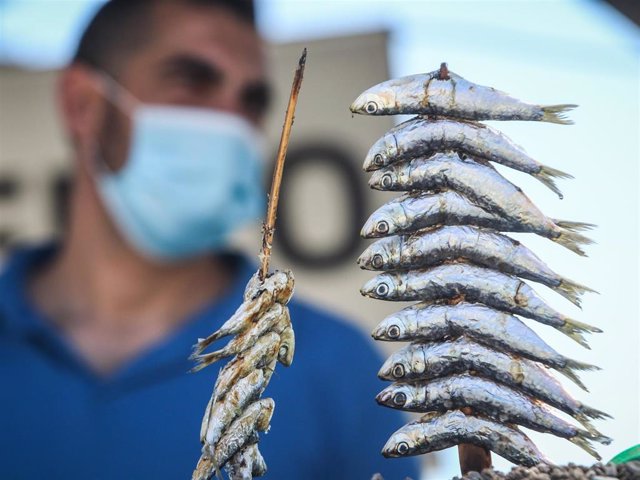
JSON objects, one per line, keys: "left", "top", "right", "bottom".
{"left": 534, "top": 165, "right": 573, "bottom": 199}
{"left": 569, "top": 435, "right": 602, "bottom": 460}
{"left": 552, "top": 229, "right": 595, "bottom": 257}
{"left": 542, "top": 104, "right": 578, "bottom": 125}
{"left": 552, "top": 220, "right": 597, "bottom": 232}
{"left": 557, "top": 318, "right": 601, "bottom": 351}
{"left": 558, "top": 359, "right": 600, "bottom": 390}
{"left": 555, "top": 279, "right": 598, "bottom": 308}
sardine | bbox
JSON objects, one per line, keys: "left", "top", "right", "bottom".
{"left": 376, "top": 375, "right": 610, "bottom": 459}
{"left": 208, "top": 331, "right": 280, "bottom": 397}
{"left": 225, "top": 443, "right": 267, "bottom": 479}
{"left": 378, "top": 337, "right": 610, "bottom": 431}
{"left": 191, "top": 303, "right": 287, "bottom": 367}
{"left": 364, "top": 117, "right": 570, "bottom": 197}
{"left": 371, "top": 302, "right": 597, "bottom": 386}
{"left": 211, "top": 398, "right": 275, "bottom": 470}
{"left": 193, "top": 270, "right": 294, "bottom": 355}
{"left": 350, "top": 64, "right": 576, "bottom": 124}
{"left": 381, "top": 409, "right": 550, "bottom": 467}
{"left": 369, "top": 153, "right": 593, "bottom": 256}
{"left": 360, "top": 190, "right": 591, "bottom": 246}
{"left": 358, "top": 225, "right": 595, "bottom": 306}
{"left": 361, "top": 263, "right": 600, "bottom": 347}
{"left": 201, "top": 369, "right": 265, "bottom": 447}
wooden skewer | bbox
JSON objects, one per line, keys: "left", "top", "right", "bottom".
{"left": 258, "top": 48, "right": 307, "bottom": 281}
{"left": 458, "top": 407, "right": 492, "bottom": 475}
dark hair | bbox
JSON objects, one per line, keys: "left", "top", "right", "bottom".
{"left": 72, "top": 0, "right": 255, "bottom": 75}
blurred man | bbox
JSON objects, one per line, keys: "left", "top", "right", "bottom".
{"left": 0, "top": 1, "right": 419, "bottom": 479}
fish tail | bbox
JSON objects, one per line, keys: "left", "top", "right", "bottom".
{"left": 569, "top": 435, "right": 602, "bottom": 460}
{"left": 555, "top": 279, "right": 598, "bottom": 308}
{"left": 191, "top": 333, "right": 224, "bottom": 356}
{"left": 534, "top": 165, "right": 573, "bottom": 199}
{"left": 558, "top": 358, "right": 600, "bottom": 390}
{"left": 578, "top": 404, "right": 613, "bottom": 422}
{"left": 542, "top": 104, "right": 578, "bottom": 125}
{"left": 189, "top": 350, "right": 231, "bottom": 373}
{"left": 552, "top": 220, "right": 597, "bottom": 232}
{"left": 552, "top": 228, "right": 595, "bottom": 257}
{"left": 557, "top": 318, "right": 601, "bottom": 350}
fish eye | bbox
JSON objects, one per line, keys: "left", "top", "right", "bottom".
{"left": 376, "top": 221, "right": 389, "bottom": 234}
{"left": 365, "top": 101, "right": 378, "bottom": 114}
{"left": 381, "top": 174, "right": 393, "bottom": 189}
{"left": 372, "top": 254, "right": 384, "bottom": 269}
{"left": 387, "top": 325, "right": 401, "bottom": 339}
{"left": 279, "top": 345, "right": 288, "bottom": 357}
{"left": 374, "top": 154, "right": 384, "bottom": 166}
{"left": 396, "top": 441, "right": 409, "bottom": 455}
{"left": 393, "top": 392, "right": 407, "bottom": 406}
{"left": 375, "top": 283, "right": 389, "bottom": 297}
{"left": 392, "top": 363, "right": 405, "bottom": 379}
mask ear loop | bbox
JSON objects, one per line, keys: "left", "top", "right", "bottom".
{"left": 87, "top": 71, "right": 141, "bottom": 176}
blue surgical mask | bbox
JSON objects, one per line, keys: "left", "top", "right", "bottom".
{"left": 94, "top": 81, "right": 266, "bottom": 261}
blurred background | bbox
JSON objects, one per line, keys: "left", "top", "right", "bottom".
{"left": 0, "top": 0, "right": 638, "bottom": 478}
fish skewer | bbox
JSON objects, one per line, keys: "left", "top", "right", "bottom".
{"left": 358, "top": 225, "right": 595, "bottom": 306}
{"left": 364, "top": 117, "right": 570, "bottom": 197}
{"left": 353, "top": 64, "right": 608, "bottom": 471}
{"left": 382, "top": 410, "right": 551, "bottom": 467}
{"left": 376, "top": 375, "right": 611, "bottom": 459}
{"left": 191, "top": 49, "right": 306, "bottom": 480}
{"left": 371, "top": 302, "right": 597, "bottom": 376}
{"left": 361, "top": 263, "right": 600, "bottom": 348}
{"left": 369, "top": 153, "right": 593, "bottom": 256}
{"left": 350, "top": 63, "right": 577, "bottom": 124}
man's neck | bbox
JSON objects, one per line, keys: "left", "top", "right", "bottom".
{"left": 29, "top": 174, "right": 234, "bottom": 375}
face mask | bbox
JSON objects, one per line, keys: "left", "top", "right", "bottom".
{"left": 93, "top": 77, "right": 266, "bottom": 261}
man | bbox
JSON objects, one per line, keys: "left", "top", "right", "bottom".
{"left": 0, "top": 1, "right": 420, "bottom": 479}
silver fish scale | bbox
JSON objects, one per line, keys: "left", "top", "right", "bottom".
{"left": 354, "top": 64, "right": 608, "bottom": 468}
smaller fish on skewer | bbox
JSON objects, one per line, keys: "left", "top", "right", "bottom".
{"left": 208, "top": 331, "right": 281, "bottom": 399}
{"left": 382, "top": 410, "right": 550, "bottom": 467}
{"left": 193, "top": 270, "right": 294, "bottom": 355}
{"left": 364, "top": 117, "right": 570, "bottom": 197}
{"left": 377, "top": 338, "right": 610, "bottom": 432}
{"left": 225, "top": 444, "right": 267, "bottom": 479}
{"left": 369, "top": 153, "right": 593, "bottom": 256}
{"left": 376, "top": 375, "right": 611, "bottom": 459}
{"left": 201, "top": 369, "right": 266, "bottom": 450}
{"left": 371, "top": 302, "right": 596, "bottom": 380}
{"left": 358, "top": 225, "right": 595, "bottom": 306}
{"left": 361, "top": 190, "right": 592, "bottom": 243}
{"left": 198, "top": 398, "right": 274, "bottom": 477}
{"left": 350, "top": 63, "right": 576, "bottom": 124}
{"left": 361, "top": 263, "right": 600, "bottom": 348}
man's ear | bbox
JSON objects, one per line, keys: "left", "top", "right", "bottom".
{"left": 57, "top": 64, "right": 106, "bottom": 148}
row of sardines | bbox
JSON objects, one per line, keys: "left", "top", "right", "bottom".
{"left": 351, "top": 63, "right": 611, "bottom": 467}
{"left": 190, "top": 270, "right": 295, "bottom": 480}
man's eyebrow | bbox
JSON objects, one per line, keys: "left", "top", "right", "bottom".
{"left": 159, "top": 54, "right": 224, "bottom": 84}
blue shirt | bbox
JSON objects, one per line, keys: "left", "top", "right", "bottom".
{"left": 0, "top": 245, "right": 420, "bottom": 480}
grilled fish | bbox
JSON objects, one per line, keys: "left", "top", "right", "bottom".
{"left": 358, "top": 225, "right": 595, "bottom": 306}
{"left": 350, "top": 64, "right": 576, "bottom": 124}
{"left": 381, "top": 410, "right": 550, "bottom": 467}
{"left": 376, "top": 375, "right": 610, "bottom": 459}
{"left": 364, "top": 117, "right": 570, "bottom": 197}
{"left": 361, "top": 263, "right": 600, "bottom": 347}
{"left": 369, "top": 153, "right": 593, "bottom": 256}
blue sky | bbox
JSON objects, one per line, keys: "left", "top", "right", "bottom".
{"left": 1, "top": 0, "right": 638, "bottom": 477}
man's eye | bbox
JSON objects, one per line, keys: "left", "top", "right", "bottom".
{"left": 242, "top": 83, "right": 271, "bottom": 119}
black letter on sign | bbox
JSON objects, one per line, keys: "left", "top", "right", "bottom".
{"left": 276, "top": 143, "right": 365, "bottom": 269}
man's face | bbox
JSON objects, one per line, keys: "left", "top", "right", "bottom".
{"left": 98, "top": 3, "right": 269, "bottom": 171}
